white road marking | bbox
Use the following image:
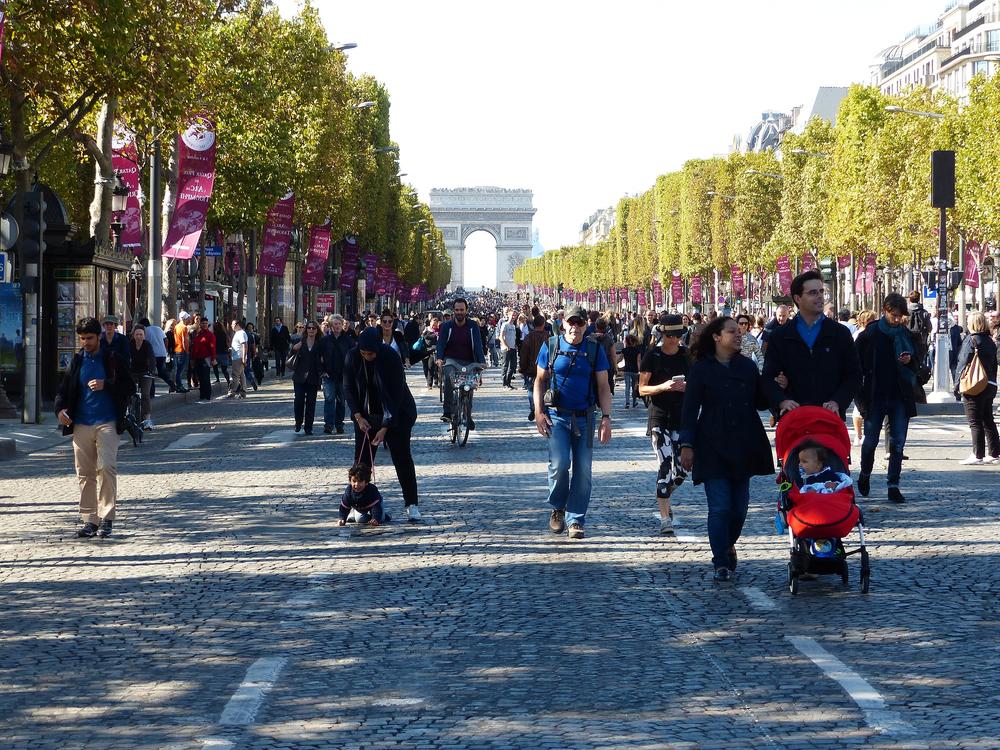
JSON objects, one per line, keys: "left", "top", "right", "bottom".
{"left": 218, "top": 657, "right": 287, "bottom": 726}
{"left": 9, "top": 431, "right": 45, "bottom": 440}
{"left": 786, "top": 636, "right": 917, "bottom": 736}
{"left": 372, "top": 697, "right": 424, "bottom": 707}
{"left": 199, "top": 739, "right": 234, "bottom": 750}
{"left": 257, "top": 430, "right": 297, "bottom": 448}
{"left": 164, "top": 432, "right": 220, "bottom": 451}
{"left": 741, "top": 586, "right": 778, "bottom": 611}
{"left": 675, "top": 534, "right": 702, "bottom": 543}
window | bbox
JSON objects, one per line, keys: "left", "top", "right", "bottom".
{"left": 987, "top": 30, "right": 1000, "bottom": 52}
{"left": 974, "top": 60, "right": 990, "bottom": 76}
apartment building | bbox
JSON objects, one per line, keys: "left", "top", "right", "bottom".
{"left": 580, "top": 206, "right": 615, "bottom": 247}
{"left": 872, "top": 0, "right": 1000, "bottom": 104}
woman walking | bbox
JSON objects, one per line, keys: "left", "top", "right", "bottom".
{"left": 954, "top": 311, "right": 1000, "bottom": 465}
{"left": 128, "top": 325, "right": 157, "bottom": 429}
{"left": 679, "top": 316, "right": 773, "bottom": 581}
{"left": 290, "top": 320, "right": 323, "bottom": 434}
{"left": 737, "top": 313, "right": 762, "bottom": 371}
{"left": 421, "top": 316, "right": 441, "bottom": 388}
{"left": 212, "top": 320, "right": 231, "bottom": 386}
{"left": 378, "top": 309, "right": 409, "bottom": 366}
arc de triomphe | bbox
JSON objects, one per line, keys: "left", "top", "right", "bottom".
{"left": 428, "top": 187, "right": 536, "bottom": 292}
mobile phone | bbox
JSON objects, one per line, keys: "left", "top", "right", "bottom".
{"left": 671, "top": 375, "right": 686, "bottom": 382}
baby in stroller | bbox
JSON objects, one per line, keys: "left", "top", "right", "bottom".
{"left": 798, "top": 443, "right": 852, "bottom": 495}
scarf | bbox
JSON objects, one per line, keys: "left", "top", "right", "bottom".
{"left": 877, "top": 317, "right": 916, "bottom": 387}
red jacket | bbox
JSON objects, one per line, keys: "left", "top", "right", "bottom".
{"left": 191, "top": 328, "right": 217, "bottom": 360}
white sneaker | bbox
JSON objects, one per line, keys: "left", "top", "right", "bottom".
{"left": 659, "top": 516, "right": 675, "bottom": 535}
{"left": 959, "top": 454, "right": 983, "bottom": 465}
{"left": 197, "top": 400, "right": 211, "bottom": 405}
{"left": 406, "top": 505, "right": 422, "bottom": 521}
{"left": 346, "top": 509, "right": 362, "bottom": 523}
{"left": 853, "top": 437, "right": 863, "bottom": 447}
{"left": 984, "top": 456, "right": 1000, "bottom": 465}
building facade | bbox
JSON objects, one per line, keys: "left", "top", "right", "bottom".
{"left": 872, "top": 0, "right": 1000, "bottom": 104}
{"left": 580, "top": 206, "right": 615, "bottom": 246}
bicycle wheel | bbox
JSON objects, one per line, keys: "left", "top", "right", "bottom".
{"left": 449, "top": 393, "right": 459, "bottom": 444}
{"left": 459, "top": 391, "right": 472, "bottom": 446}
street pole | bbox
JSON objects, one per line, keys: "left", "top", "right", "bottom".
{"left": 148, "top": 140, "right": 162, "bottom": 326}
{"left": 928, "top": 205, "right": 952, "bottom": 403}
{"left": 22, "top": 260, "right": 38, "bottom": 423}
{"left": 246, "top": 228, "right": 257, "bottom": 327}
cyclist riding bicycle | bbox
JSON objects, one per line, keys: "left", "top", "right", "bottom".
{"left": 435, "top": 297, "right": 487, "bottom": 430}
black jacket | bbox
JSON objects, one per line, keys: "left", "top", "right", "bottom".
{"left": 100, "top": 331, "right": 131, "bottom": 368}
{"left": 128, "top": 339, "right": 156, "bottom": 377}
{"left": 271, "top": 325, "right": 291, "bottom": 353}
{"left": 679, "top": 354, "right": 774, "bottom": 485}
{"left": 343, "top": 344, "right": 417, "bottom": 429}
{"left": 54, "top": 349, "right": 135, "bottom": 436}
{"left": 762, "top": 315, "right": 861, "bottom": 419}
{"left": 954, "top": 331, "right": 998, "bottom": 397}
{"left": 855, "top": 320, "right": 922, "bottom": 419}
{"left": 320, "top": 331, "right": 354, "bottom": 379}
{"left": 403, "top": 319, "right": 421, "bottom": 345}
{"left": 291, "top": 337, "right": 324, "bottom": 387}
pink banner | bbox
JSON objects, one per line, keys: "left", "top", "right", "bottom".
{"left": 801, "top": 253, "right": 816, "bottom": 271}
{"left": 162, "top": 118, "right": 217, "bottom": 259}
{"left": 776, "top": 255, "right": 792, "bottom": 295}
{"left": 638, "top": 288, "right": 648, "bottom": 308}
{"left": 589, "top": 290, "right": 597, "bottom": 307}
{"left": 964, "top": 241, "right": 983, "bottom": 289}
{"left": 730, "top": 265, "right": 745, "bottom": 296}
{"left": 865, "top": 252, "right": 876, "bottom": 294}
{"left": 340, "top": 237, "right": 359, "bottom": 289}
{"left": 0, "top": 3, "right": 7, "bottom": 69}
{"left": 690, "top": 276, "right": 703, "bottom": 304}
{"left": 619, "top": 288, "right": 629, "bottom": 304}
{"left": 111, "top": 128, "right": 143, "bottom": 255}
{"left": 256, "top": 191, "right": 295, "bottom": 276}
{"left": 837, "top": 255, "right": 851, "bottom": 270}
{"left": 364, "top": 254, "right": 378, "bottom": 287}
{"left": 302, "top": 225, "right": 331, "bottom": 287}
{"left": 671, "top": 271, "right": 683, "bottom": 305}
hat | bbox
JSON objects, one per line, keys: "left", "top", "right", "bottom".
{"left": 657, "top": 313, "right": 685, "bottom": 336}
{"left": 102, "top": 314, "right": 119, "bottom": 325}
{"left": 357, "top": 327, "right": 383, "bottom": 352}
{"left": 179, "top": 311, "right": 191, "bottom": 320}
{"left": 563, "top": 304, "right": 587, "bottom": 322}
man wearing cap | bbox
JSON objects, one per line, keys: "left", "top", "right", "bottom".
{"left": 533, "top": 304, "right": 613, "bottom": 540}
{"left": 100, "top": 315, "right": 131, "bottom": 369}
{"left": 344, "top": 327, "right": 421, "bottom": 521}
{"left": 173, "top": 311, "right": 192, "bottom": 392}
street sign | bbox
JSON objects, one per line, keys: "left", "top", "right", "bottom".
{"left": 0, "top": 212, "right": 18, "bottom": 250}
{"left": 0, "top": 251, "right": 6, "bottom": 282}
{"left": 923, "top": 285, "right": 937, "bottom": 299}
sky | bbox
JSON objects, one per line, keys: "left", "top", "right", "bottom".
{"left": 278, "top": 0, "right": 949, "bottom": 288}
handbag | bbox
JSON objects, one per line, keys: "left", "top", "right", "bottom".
{"left": 959, "top": 342, "right": 988, "bottom": 396}
{"left": 285, "top": 351, "right": 299, "bottom": 370}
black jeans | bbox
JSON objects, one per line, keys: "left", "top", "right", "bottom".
{"left": 275, "top": 348, "right": 289, "bottom": 376}
{"left": 963, "top": 384, "right": 999, "bottom": 459}
{"left": 502, "top": 349, "right": 518, "bottom": 386}
{"left": 293, "top": 380, "right": 319, "bottom": 430}
{"left": 353, "top": 419, "right": 418, "bottom": 506}
{"left": 195, "top": 358, "right": 213, "bottom": 401}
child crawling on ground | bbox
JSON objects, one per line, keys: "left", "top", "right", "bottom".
{"left": 797, "top": 443, "right": 852, "bottom": 494}
{"left": 339, "top": 463, "right": 391, "bottom": 526}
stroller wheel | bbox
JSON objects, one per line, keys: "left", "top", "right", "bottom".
{"left": 840, "top": 562, "right": 849, "bottom": 585}
{"left": 787, "top": 562, "right": 799, "bottom": 595}
{"left": 860, "top": 548, "right": 871, "bottom": 594}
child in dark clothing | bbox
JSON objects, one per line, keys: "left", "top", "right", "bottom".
{"left": 339, "top": 464, "right": 391, "bottom": 526}
{"left": 620, "top": 334, "right": 642, "bottom": 408}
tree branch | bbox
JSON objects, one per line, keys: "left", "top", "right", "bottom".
{"left": 32, "top": 91, "right": 102, "bottom": 168}
{"left": 25, "top": 88, "right": 98, "bottom": 148}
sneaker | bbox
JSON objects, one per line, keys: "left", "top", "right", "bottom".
{"left": 336, "top": 426, "right": 345, "bottom": 434}
{"left": 527, "top": 411, "right": 534, "bottom": 422}
{"left": 659, "top": 516, "right": 674, "bottom": 535}
{"left": 959, "top": 454, "right": 984, "bottom": 465}
{"left": 713, "top": 568, "right": 732, "bottom": 582}
{"left": 225, "top": 393, "right": 235, "bottom": 399}
{"left": 97, "top": 519, "right": 113, "bottom": 538}
{"left": 303, "top": 429, "right": 313, "bottom": 436}
{"left": 858, "top": 473, "right": 870, "bottom": 497}
{"left": 346, "top": 509, "right": 362, "bottom": 523}
{"left": 567, "top": 523, "right": 585, "bottom": 539}
{"left": 440, "top": 414, "right": 451, "bottom": 423}
{"left": 467, "top": 417, "right": 476, "bottom": 431}
{"left": 323, "top": 426, "right": 333, "bottom": 434}
{"left": 76, "top": 522, "right": 98, "bottom": 538}
{"left": 252, "top": 382, "right": 258, "bottom": 391}
{"left": 887, "top": 487, "right": 906, "bottom": 504}
{"left": 294, "top": 424, "right": 301, "bottom": 433}
{"left": 406, "top": 505, "right": 422, "bottom": 522}
{"left": 985, "top": 456, "right": 1000, "bottom": 465}
{"left": 197, "top": 400, "right": 211, "bottom": 405}
{"left": 624, "top": 403, "right": 630, "bottom": 409}
{"left": 549, "top": 508, "right": 566, "bottom": 533}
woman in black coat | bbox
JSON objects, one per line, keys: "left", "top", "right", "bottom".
{"left": 290, "top": 320, "right": 323, "bottom": 434}
{"left": 679, "top": 316, "right": 774, "bottom": 582}
{"left": 344, "top": 327, "right": 421, "bottom": 519}
{"left": 954, "top": 311, "right": 1000, "bottom": 464}
{"left": 377, "top": 309, "right": 409, "bottom": 367}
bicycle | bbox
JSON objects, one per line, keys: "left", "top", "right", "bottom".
{"left": 123, "top": 378, "right": 145, "bottom": 446}
{"left": 441, "top": 361, "right": 483, "bottom": 446}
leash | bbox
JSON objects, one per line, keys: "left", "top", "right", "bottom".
{"left": 360, "top": 427, "right": 377, "bottom": 483}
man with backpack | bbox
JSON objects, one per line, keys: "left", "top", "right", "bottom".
{"left": 907, "top": 291, "right": 932, "bottom": 367}
{"left": 533, "top": 304, "right": 613, "bottom": 540}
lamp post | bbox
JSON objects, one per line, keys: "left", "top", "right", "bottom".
{"left": 110, "top": 172, "right": 129, "bottom": 250}
{"left": 0, "top": 135, "right": 16, "bottom": 419}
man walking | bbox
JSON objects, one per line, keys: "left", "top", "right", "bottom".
{"left": 762, "top": 270, "right": 861, "bottom": 420}
{"left": 173, "top": 311, "right": 191, "bottom": 392}
{"left": 320, "top": 314, "right": 353, "bottom": 434}
{"left": 499, "top": 309, "right": 519, "bottom": 389}
{"left": 435, "top": 297, "right": 487, "bottom": 427}
{"left": 519, "top": 314, "right": 548, "bottom": 422}
{"left": 855, "top": 293, "right": 921, "bottom": 503}
{"left": 272, "top": 317, "right": 291, "bottom": 378}
{"left": 55, "top": 317, "right": 134, "bottom": 538}
{"left": 227, "top": 319, "right": 248, "bottom": 399}
{"left": 191, "top": 316, "right": 217, "bottom": 404}
{"left": 533, "top": 304, "right": 613, "bottom": 540}
{"left": 100, "top": 315, "right": 131, "bottom": 368}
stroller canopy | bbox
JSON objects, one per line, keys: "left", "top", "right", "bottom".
{"left": 775, "top": 405, "right": 852, "bottom": 467}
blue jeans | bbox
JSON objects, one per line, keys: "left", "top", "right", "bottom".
{"left": 703, "top": 477, "right": 750, "bottom": 570}
{"left": 526, "top": 377, "right": 536, "bottom": 414}
{"left": 172, "top": 352, "right": 188, "bottom": 390}
{"left": 860, "top": 397, "right": 909, "bottom": 488}
{"left": 323, "top": 375, "right": 346, "bottom": 430}
{"left": 546, "top": 411, "right": 594, "bottom": 527}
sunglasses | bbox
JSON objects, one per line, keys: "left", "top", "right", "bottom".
{"left": 566, "top": 318, "right": 585, "bottom": 326}
{"left": 306, "top": 325, "right": 318, "bottom": 330}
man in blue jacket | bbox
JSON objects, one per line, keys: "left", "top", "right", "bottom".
{"left": 344, "top": 327, "right": 421, "bottom": 521}
{"left": 434, "top": 297, "right": 486, "bottom": 427}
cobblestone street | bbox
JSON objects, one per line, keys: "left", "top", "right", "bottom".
{"left": 1, "top": 367, "right": 997, "bottom": 750}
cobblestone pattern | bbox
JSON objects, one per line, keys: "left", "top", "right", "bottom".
{"left": 0, "top": 368, "right": 997, "bottom": 749}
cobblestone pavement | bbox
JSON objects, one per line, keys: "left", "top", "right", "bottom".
{"left": 0, "top": 367, "right": 997, "bottom": 749}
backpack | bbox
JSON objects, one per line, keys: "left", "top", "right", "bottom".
{"left": 908, "top": 306, "right": 931, "bottom": 343}
{"left": 546, "top": 335, "right": 601, "bottom": 410}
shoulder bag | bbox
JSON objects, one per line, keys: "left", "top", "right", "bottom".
{"left": 959, "top": 341, "right": 988, "bottom": 396}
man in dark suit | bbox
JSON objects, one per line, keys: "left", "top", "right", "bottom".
{"left": 271, "top": 317, "right": 291, "bottom": 377}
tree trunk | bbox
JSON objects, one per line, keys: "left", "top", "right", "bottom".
{"left": 86, "top": 97, "right": 117, "bottom": 244}
{"left": 9, "top": 91, "right": 32, "bottom": 194}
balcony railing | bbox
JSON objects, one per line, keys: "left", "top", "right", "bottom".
{"left": 955, "top": 14, "right": 987, "bottom": 40}
{"left": 970, "top": 0, "right": 986, "bottom": 11}
{"left": 880, "top": 39, "right": 949, "bottom": 78}
{"left": 942, "top": 46, "right": 972, "bottom": 67}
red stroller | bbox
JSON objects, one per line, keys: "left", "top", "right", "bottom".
{"left": 775, "top": 406, "right": 871, "bottom": 594}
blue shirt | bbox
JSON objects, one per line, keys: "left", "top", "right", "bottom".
{"left": 536, "top": 336, "right": 610, "bottom": 411}
{"left": 76, "top": 350, "right": 117, "bottom": 426}
{"left": 796, "top": 314, "right": 825, "bottom": 351}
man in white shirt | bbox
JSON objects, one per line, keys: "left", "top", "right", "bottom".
{"left": 499, "top": 309, "right": 519, "bottom": 389}
{"left": 138, "top": 317, "right": 172, "bottom": 395}
{"left": 227, "top": 319, "right": 249, "bottom": 399}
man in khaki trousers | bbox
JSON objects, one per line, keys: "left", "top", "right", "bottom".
{"left": 55, "top": 317, "right": 133, "bottom": 538}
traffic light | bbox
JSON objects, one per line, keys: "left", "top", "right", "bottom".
{"left": 17, "top": 189, "right": 46, "bottom": 264}
{"left": 819, "top": 257, "right": 835, "bottom": 284}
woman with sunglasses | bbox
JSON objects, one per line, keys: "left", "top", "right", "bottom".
{"left": 290, "top": 320, "right": 323, "bottom": 434}
{"left": 378, "top": 309, "right": 409, "bottom": 368}
{"left": 736, "top": 313, "right": 762, "bottom": 371}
